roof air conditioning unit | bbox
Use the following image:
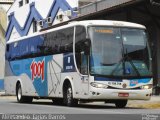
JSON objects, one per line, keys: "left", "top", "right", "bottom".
{"left": 65, "top": 10, "right": 72, "bottom": 17}
{"left": 73, "top": 7, "right": 79, "bottom": 13}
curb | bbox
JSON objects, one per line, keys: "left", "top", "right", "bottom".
{"left": 0, "top": 91, "right": 5, "bottom": 96}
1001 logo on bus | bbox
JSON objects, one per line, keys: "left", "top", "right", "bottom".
{"left": 30, "top": 59, "right": 45, "bottom": 81}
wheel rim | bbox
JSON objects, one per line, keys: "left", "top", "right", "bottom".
{"left": 67, "top": 87, "right": 72, "bottom": 104}
{"left": 18, "top": 87, "right": 22, "bottom": 100}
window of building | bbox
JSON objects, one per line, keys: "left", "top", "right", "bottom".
{"left": 33, "top": 20, "right": 37, "bottom": 33}
{"left": 19, "top": 0, "right": 23, "bottom": 7}
{"left": 25, "top": 0, "right": 29, "bottom": 4}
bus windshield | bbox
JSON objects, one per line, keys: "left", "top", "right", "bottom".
{"left": 88, "top": 26, "right": 152, "bottom": 78}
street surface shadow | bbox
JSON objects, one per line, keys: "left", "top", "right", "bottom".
{"left": 11, "top": 101, "right": 144, "bottom": 109}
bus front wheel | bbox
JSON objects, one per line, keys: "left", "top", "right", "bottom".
{"left": 115, "top": 100, "right": 128, "bottom": 108}
{"left": 16, "top": 83, "right": 33, "bottom": 103}
{"left": 52, "top": 98, "right": 63, "bottom": 105}
{"left": 64, "top": 84, "right": 78, "bottom": 107}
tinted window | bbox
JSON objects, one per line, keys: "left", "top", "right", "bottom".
{"left": 42, "top": 27, "right": 74, "bottom": 54}
{"left": 75, "top": 26, "right": 88, "bottom": 75}
{"left": 6, "top": 27, "right": 74, "bottom": 61}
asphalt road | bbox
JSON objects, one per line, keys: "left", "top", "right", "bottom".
{"left": 0, "top": 96, "right": 160, "bottom": 120}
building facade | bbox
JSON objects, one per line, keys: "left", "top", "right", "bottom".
{"left": 6, "top": 0, "right": 78, "bottom": 42}
{"left": 0, "top": 0, "right": 13, "bottom": 90}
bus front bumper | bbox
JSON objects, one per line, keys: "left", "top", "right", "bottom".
{"left": 88, "top": 88, "right": 152, "bottom": 100}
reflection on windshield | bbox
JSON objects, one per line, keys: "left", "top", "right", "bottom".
{"left": 89, "top": 27, "right": 152, "bottom": 78}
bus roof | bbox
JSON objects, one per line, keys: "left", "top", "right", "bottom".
{"left": 69, "top": 20, "right": 145, "bottom": 29}
{"left": 7, "top": 20, "right": 146, "bottom": 44}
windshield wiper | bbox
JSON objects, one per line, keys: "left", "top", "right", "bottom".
{"left": 111, "top": 49, "right": 141, "bottom": 77}
{"left": 125, "top": 49, "right": 141, "bottom": 77}
{"left": 110, "top": 56, "right": 124, "bottom": 76}
{"left": 111, "top": 45, "right": 125, "bottom": 76}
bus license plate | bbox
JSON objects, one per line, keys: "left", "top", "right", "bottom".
{"left": 118, "top": 93, "right": 129, "bottom": 97}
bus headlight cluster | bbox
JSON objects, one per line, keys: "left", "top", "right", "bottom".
{"left": 90, "top": 82, "right": 108, "bottom": 89}
{"left": 140, "top": 84, "right": 152, "bottom": 89}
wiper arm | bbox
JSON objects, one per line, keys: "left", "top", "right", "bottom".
{"left": 111, "top": 47, "right": 125, "bottom": 75}
{"left": 125, "top": 49, "right": 141, "bottom": 77}
{"left": 110, "top": 56, "right": 124, "bottom": 75}
{"left": 111, "top": 49, "right": 141, "bottom": 77}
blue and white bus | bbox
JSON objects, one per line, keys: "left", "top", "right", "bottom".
{"left": 5, "top": 20, "right": 153, "bottom": 108}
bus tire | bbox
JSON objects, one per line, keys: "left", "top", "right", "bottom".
{"left": 24, "top": 96, "right": 33, "bottom": 103}
{"left": 115, "top": 100, "right": 128, "bottom": 108}
{"left": 52, "top": 98, "right": 63, "bottom": 105}
{"left": 64, "top": 84, "right": 78, "bottom": 107}
{"left": 16, "top": 83, "right": 33, "bottom": 103}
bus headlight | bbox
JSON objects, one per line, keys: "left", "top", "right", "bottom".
{"left": 90, "top": 82, "right": 108, "bottom": 89}
{"left": 140, "top": 84, "right": 152, "bottom": 89}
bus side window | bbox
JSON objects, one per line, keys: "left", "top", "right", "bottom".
{"left": 12, "top": 42, "right": 20, "bottom": 60}
{"left": 43, "top": 27, "right": 74, "bottom": 55}
{"left": 58, "top": 27, "right": 74, "bottom": 53}
{"left": 6, "top": 44, "right": 11, "bottom": 60}
{"left": 80, "top": 52, "right": 88, "bottom": 75}
{"left": 6, "top": 44, "right": 9, "bottom": 52}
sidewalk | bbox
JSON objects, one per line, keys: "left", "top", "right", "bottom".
{"left": 0, "top": 91, "right": 5, "bottom": 96}
{"left": 127, "top": 96, "right": 160, "bottom": 108}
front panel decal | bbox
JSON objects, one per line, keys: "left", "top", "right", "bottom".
{"left": 94, "top": 76, "right": 152, "bottom": 88}
{"left": 130, "top": 78, "right": 151, "bottom": 87}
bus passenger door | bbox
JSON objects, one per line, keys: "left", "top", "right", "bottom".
{"left": 75, "top": 26, "right": 89, "bottom": 98}
{"left": 76, "top": 52, "right": 89, "bottom": 97}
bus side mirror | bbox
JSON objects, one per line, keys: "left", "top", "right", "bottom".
{"left": 84, "top": 39, "right": 91, "bottom": 55}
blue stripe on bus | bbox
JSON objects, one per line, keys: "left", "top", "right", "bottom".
{"left": 130, "top": 78, "right": 151, "bottom": 87}
{"left": 9, "top": 56, "right": 53, "bottom": 96}
{"left": 94, "top": 77, "right": 122, "bottom": 82}
{"left": 0, "top": 79, "right": 4, "bottom": 90}
{"left": 9, "top": 53, "right": 77, "bottom": 96}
